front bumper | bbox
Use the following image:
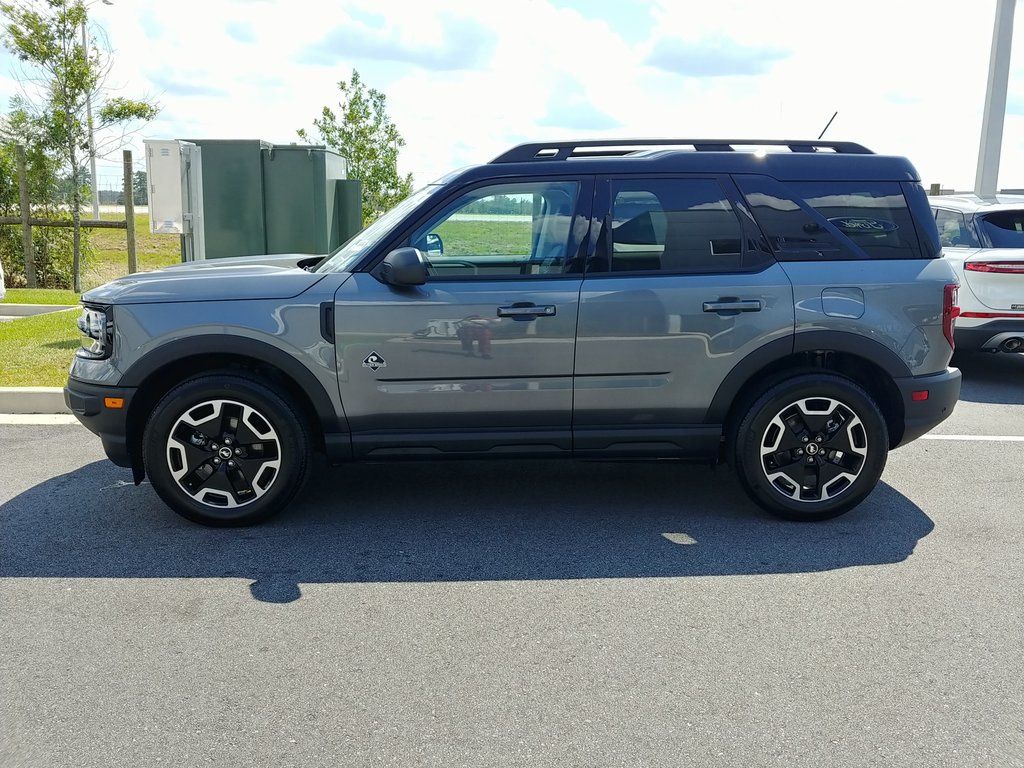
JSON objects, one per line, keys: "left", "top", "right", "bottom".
{"left": 892, "top": 367, "right": 961, "bottom": 446}
{"left": 64, "top": 377, "right": 137, "bottom": 468}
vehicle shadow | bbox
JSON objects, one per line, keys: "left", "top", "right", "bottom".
{"left": 0, "top": 458, "right": 934, "bottom": 603}
{"left": 955, "top": 351, "right": 1024, "bottom": 405}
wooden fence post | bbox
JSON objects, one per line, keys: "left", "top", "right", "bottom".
{"left": 123, "top": 149, "right": 137, "bottom": 273}
{"left": 16, "top": 144, "right": 36, "bottom": 288}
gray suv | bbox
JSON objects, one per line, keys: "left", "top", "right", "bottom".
{"left": 65, "top": 139, "right": 962, "bottom": 526}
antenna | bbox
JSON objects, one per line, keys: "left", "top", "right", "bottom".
{"left": 817, "top": 111, "right": 838, "bottom": 140}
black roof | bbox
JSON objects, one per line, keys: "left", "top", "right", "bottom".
{"left": 446, "top": 139, "right": 920, "bottom": 184}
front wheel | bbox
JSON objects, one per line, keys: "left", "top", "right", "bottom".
{"left": 734, "top": 374, "right": 889, "bottom": 521}
{"left": 144, "top": 374, "right": 311, "bottom": 526}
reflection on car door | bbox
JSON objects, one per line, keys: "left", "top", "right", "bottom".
{"left": 335, "top": 177, "right": 593, "bottom": 457}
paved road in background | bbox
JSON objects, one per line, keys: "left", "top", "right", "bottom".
{"left": 2, "top": 354, "right": 1023, "bottom": 767}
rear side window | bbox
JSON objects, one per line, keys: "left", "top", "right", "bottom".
{"left": 935, "top": 208, "right": 981, "bottom": 248}
{"left": 977, "top": 210, "right": 1024, "bottom": 248}
{"left": 607, "top": 178, "right": 745, "bottom": 273}
{"left": 789, "top": 181, "right": 923, "bottom": 259}
{"left": 736, "top": 176, "right": 932, "bottom": 260}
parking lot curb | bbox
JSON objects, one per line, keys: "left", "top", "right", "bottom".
{"left": 0, "top": 303, "right": 78, "bottom": 317}
{"left": 0, "top": 387, "right": 70, "bottom": 414}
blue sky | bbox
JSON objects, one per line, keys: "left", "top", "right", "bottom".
{"left": 3, "top": 0, "right": 1024, "bottom": 192}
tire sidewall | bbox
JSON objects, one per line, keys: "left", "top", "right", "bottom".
{"left": 736, "top": 375, "right": 889, "bottom": 520}
{"left": 144, "top": 376, "right": 308, "bottom": 526}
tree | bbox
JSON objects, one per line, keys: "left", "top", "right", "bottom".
{"left": 132, "top": 168, "right": 146, "bottom": 205}
{"left": 299, "top": 70, "right": 412, "bottom": 226}
{"left": 0, "top": 0, "right": 158, "bottom": 290}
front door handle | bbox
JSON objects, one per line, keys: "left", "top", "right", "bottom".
{"left": 497, "top": 303, "right": 556, "bottom": 320}
{"left": 702, "top": 299, "right": 762, "bottom": 314}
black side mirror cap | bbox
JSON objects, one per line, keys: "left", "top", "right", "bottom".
{"left": 378, "top": 247, "right": 429, "bottom": 287}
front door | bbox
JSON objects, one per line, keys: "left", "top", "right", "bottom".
{"left": 335, "top": 177, "right": 593, "bottom": 457}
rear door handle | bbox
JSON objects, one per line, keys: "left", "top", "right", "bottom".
{"left": 497, "top": 303, "right": 556, "bottom": 320}
{"left": 702, "top": 300, "right": 763, "bottom": 313}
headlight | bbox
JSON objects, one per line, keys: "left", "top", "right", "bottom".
{"left": 76, "top": 305, "right": 114, "bottom": 360}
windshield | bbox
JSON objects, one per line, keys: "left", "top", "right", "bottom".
{"left": 978, "top": 210, "right": 1024, "bottom": 248}
{"left": 316, "top": 185, "right": 441, "bottom": 273}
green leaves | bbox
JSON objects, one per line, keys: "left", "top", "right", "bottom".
{"left": 300, "top": 70, "right": 413, "bottom": 226}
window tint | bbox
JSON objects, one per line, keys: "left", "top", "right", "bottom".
{"left": 409, "top": 181, "right": 579, "bottom": 278}
{"left": 607, "top": 179, "right": 744, "bottom": 273}
{"left": 789, "top": 181, "right": 923, "bottom": 259}
{"left": 734, "top": 175, "right": 845, "bottom": 258}
{"left": 977, "top": 210, "right": 1024, "bottom": 248}
{"left": 935, "top": 208, "right": 981, "bottom": 248}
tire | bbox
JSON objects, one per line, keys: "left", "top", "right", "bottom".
{"left": 143, "top": 374, "right": 311, "bottom": 526}
{"left": 733, "top": 374, "right": 889, "bottom": 521}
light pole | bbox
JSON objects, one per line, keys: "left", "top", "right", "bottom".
{"left": 82, "top": 0, "right": 112, "bottom": 219}
{"left": 975, "top": 0, "right": 1016, "bottom": 198}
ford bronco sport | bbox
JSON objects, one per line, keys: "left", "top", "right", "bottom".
{"left": 65, "top": 139, "right": 962, "bottom": 526}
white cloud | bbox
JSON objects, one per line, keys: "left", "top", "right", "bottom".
{"left": 57, "top": 0, "right": 1024, "bottom": 193}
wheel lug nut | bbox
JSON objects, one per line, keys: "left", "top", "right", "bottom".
{"left": 815, "top": 436, "right": 822, "bottom": 443}
{"left": 234, "top": 448, "right": 241, "bottom": 455}
{"left": 211, "top": 443, "right": 219, "bottom": 450}
{"left": 228, "top": 461, "right": 235, "bottom": 467}
{"left": 802, "top": 436, "right": 809, "bottom": 443}
{"left": 213, "top": 457, "right": 221, "bottom": 465}
{"left": 806, "top": 457, "right": 815, "bottom": 464}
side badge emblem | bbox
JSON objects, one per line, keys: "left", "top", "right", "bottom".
{"left": 362, "top": 351, "right": 387, "bottom": 372}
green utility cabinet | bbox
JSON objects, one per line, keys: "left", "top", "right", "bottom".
{"left": 186, "top": 139, "right": 362, "bottom": 260}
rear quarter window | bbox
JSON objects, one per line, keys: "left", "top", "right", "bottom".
{"left": 735, "top": 176, "right": 936, "bottom": 260}
{"left": 788, "top": 181, "right": 924, "bottom": 260}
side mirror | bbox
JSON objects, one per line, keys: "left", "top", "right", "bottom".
{"left": 379, "top": 247, "right": 428, "bottom": 287}
{"left": 424, "top": 233, "right": 443, "bottom": 257}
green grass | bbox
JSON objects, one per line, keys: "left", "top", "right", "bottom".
{"left": 0, "top": 308, "right": 79, "bottom": 387}
{"left": 435, "top": 219, "right": 532, "bottom": 256}
{"left": 2, "top": 288, "right": 80, "bottom": 305}
{"left": 84, "top": 212, "right": 181, "bottom": 289}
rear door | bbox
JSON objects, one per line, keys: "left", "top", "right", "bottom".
{"left": 334, "top": 177, "right": 593, "bottom": 456}
{"left": 573, "top": 175, "right": 794, "bottom": 455}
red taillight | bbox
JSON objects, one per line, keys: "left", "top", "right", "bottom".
{"left": 965, "top": 261, "right": 1024, "bottom": 274}
{"left": 943, "top": 283, "right": 960, "bottom": 351}
{"left": 912, "top": 390, "right": 929, "bottom": 402}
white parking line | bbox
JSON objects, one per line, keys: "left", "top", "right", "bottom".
{"left": 0, "top": 414, "right": 80, "bottom": 425}
{"left": 922, "top": 433, "right": 1024, "bottom": 442}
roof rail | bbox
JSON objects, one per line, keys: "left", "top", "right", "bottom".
{"left": 490, "top": 139, "right": 874, "bottom": 163}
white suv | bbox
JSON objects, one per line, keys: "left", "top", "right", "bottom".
{"left": 930, "top": 194, "right": 1024, "bottom": 352}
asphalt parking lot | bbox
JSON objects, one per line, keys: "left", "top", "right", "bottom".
{"left": 2, "top": 354, "right": 1023, "bottom": 768}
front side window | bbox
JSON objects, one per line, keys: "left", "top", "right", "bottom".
{"left": 607, "top": 178, "right": 744, "bottom": 273}
{"left": 934, "top": 208, "right": 981, "bottom": 248}
{"left": 977, "top": 210, "right": 1024, "bottom": 248}
{"left": 409, "top": 181, "right": 580, "bottom": 278}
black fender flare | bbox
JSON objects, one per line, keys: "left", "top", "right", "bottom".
{"left": 705, "top": 330, "right": 912, "bottom": 424}
{"left": 119, "top": 335, "right": 346, "bottom": 433}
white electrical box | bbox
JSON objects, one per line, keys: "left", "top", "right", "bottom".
{"left": 145, "top": 140, "right": 185, "bottom": 234}
{"left": 144, "top": 139, "right": 206, "bottom": 260}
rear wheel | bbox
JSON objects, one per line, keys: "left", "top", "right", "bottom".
{"left": 144, "top": 374, "right": 310, "bottom": 526}
{"left": 734, "top": 374, "right": 889, "bottom": 521}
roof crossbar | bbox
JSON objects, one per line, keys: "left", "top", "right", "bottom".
{"left": 490, "top": 139, "right": 873, "bottom": 163}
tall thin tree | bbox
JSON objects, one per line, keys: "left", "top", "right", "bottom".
{"left": 0, "top": 0, "right": 157, "bottom": 290}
